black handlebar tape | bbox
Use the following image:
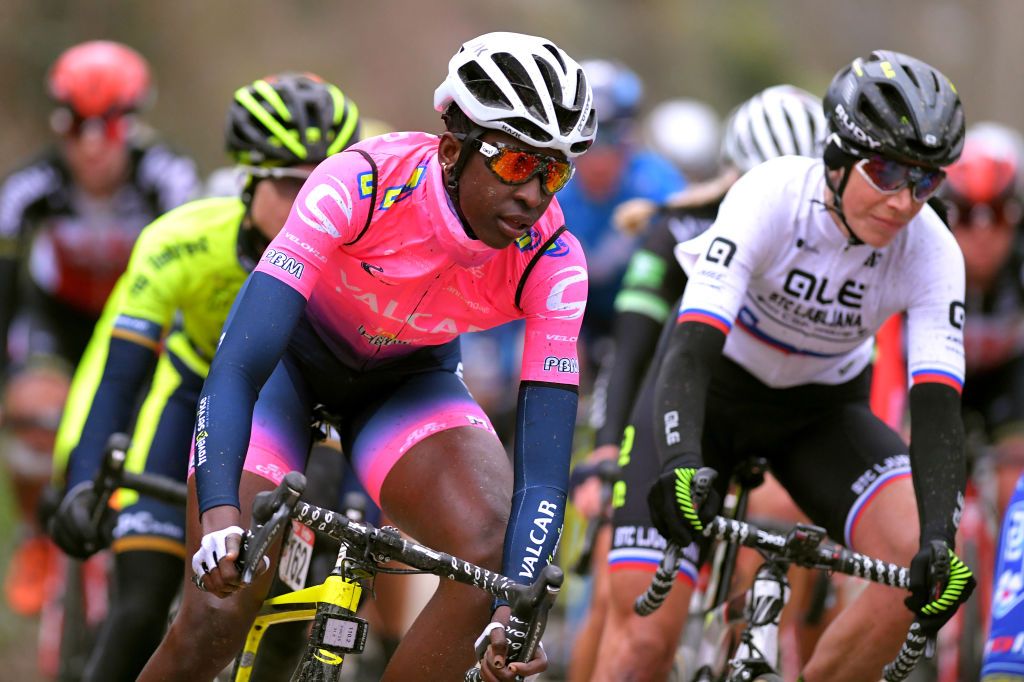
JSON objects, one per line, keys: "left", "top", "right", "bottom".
{"left": 252, "top": 471, "right": 307, "bottom": 525}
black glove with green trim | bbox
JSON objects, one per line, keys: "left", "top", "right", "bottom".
{"left": 904, "top": 539, "right": 976, "bottom": 636}
{"left": 647, "top": 464, "right": 721, "bottom": 547}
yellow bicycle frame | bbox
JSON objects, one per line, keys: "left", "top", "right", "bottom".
{"left": 232, "top": 574, "right": 363, "bottom": 681}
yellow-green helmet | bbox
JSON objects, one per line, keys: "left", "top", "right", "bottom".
{"left": 226, "top": 72, "right": 360, "bottom": 167}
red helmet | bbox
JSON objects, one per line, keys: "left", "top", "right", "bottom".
{"left": 48, "top": 41, "right": 152, "bottom": 118}
{"left": 945, "top": 123, "right": 1022, "bottom": 206}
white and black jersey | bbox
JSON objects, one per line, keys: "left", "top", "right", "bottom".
{"left": 675, "top": 156, "right": 965, "bottom": 391}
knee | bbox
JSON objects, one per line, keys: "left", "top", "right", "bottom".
{"left": 172, "top": 589, "right": 256, "bottom": 654}
{"left": 850, "top": 481, "right": 920, "bottom": 563}
{"left": 621, "top": 622, "right": 678, "bottom": 668}
{"left": 110, "top": 593, "right": 170, "bottom": 639}
{"left": 442, "top": 499, "right": 508, "bottom": 571}
{"left": 598, "top": 612, "right": 679, "bottom": 678}
{"left": 421, "top": 489, "right": 505, "bottom": 569}
{"left": 601, "top": 573, "right": 686, "bottom": 670}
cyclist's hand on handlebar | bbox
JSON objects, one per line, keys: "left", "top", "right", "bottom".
{"left": 192, "top": 505, "right": 256, "bottom": 598}
{"left": 474, "top": 606, "right": 548, "bottom": 681}
{"left": 48, "top": 481, "right": 115, "bottom": 559}
{"left": 905, "top": 539, "right": 976, "bottom": 636}
{"left": 647, "top": 464, "right": 720, "bottom": 547}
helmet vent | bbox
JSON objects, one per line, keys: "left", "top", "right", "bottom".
{"left": 782, "top": 108, "right": 810, "bottom": 156}
{"left": 863, "top": 87, "right": 901, "bottom": 133}
{"left": 491, "top": 53, "right": 549, "bottom": 124}
{"left": 504, "top": 116, "right": 553, "bottom": 144}
{"left": 458, "top": 61, "right": 513, "bottom": 111}
{"left": 555, "top": 103, "right": 581, "bottom": 137}
{"left": 899, "top": 62, "right": 921, "bottom": 89}
{"left": 570, "top": 136, "right": 594, "bottom": 155}
{"left": 541, "top": 43, "right": 567, "bottom": 72}
{"left": 766, "top": 106, "right": 792, "bottom": 157}
{"left": 533, "top": 56, "right": 562, "bottom": 104}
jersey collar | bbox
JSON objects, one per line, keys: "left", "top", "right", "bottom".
{"left": 427, "top": 154, "right": 497, "bottom": 267}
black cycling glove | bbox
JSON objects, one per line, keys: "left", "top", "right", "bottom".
{"left": 647, "top": 464, "right": 721, "bottom": 547}
{"left": 48, "top": 482, "right": 116, "bottom": 560}
{"left": 905, "top": 539, "right": 976, "bottom": 636}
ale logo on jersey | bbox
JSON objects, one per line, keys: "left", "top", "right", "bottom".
{"left": 949, "top": 301, "right": 965, "bottom": 330}
{"left": 705, "top": 237, "right": 736, "bottom": 267}
{"left": 783, "top": 269, "right": 866, "bottom": 309}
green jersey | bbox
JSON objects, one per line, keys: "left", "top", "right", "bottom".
{"left": 55, "top": 197, "right": 249, "bottom": 483}
{"left": 114, "top": 197, "right": 248, "bottom": 360}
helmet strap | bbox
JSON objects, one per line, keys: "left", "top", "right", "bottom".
{"left": 237, "top": 175, "right": 272, "bottom": 270}
{"left": 821, "top": 140, "right": 865, "bottom": 246}
{"left": 444, "top": 126, "right": 487, "bottom": 240}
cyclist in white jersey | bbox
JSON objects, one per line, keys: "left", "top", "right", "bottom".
{"left": 596, "top": 51, "right": 976, "bottom": 682}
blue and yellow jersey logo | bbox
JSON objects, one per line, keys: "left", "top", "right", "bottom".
{"left": 515, "top": 229, "right": 542, "bottom": 252}
{"left": 379, "top": 163, "right": 427, "bottom": 211}
{"left": 515, "top": 229, "right": 570, "bottom": 257}
{"left": 358, "top": 171, "right": 374, "bottom": 199}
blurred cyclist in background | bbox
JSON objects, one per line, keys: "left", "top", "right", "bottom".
{"left": 643, "top": 97, "right": 722, "bottom": 183}
{"left": 0, "top": 39, "right": 199, "bottom": 616}
{"left": 461, "top": 59, "right": 686, "bottom": 444}
{"left": 946, "top": 122, "right": 1024, "bottom": 682}
{"left": 44, "top": 72, "right": 360, "bottom": 681}
{"left": 942, "top": 123, "right": 1024, "bottom": 516}
{"left": 569, "top": 84, "right": 826, "bottom": 681}
{"left": 556, "top": 59, "right": 685, "bottom": 402}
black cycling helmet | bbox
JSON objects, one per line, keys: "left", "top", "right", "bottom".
{"left": 824, "top": 50, "right": 965, "bottom": 169}
{"left": 226, "top": 72, "right": 360, "bottom": 167}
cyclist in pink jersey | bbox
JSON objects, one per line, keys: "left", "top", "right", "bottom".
{"left": 139, "top": 32, "right": 597, "bottom": 682}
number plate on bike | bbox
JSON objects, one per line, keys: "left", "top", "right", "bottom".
{"left": 278, "top": 519, "right": 314, "bottom": 591}
{"left": 316, "top": 613, "right": 369, "bottom": 654}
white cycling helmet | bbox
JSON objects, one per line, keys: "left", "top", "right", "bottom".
{"left": 433, "top": 32, "right": 597, "bottom": 158}
{"left": 645, "top": 98, "right": 722, "bottom": 181}
{"left": 721, "top": 84, "right": 826, "bottom": 173}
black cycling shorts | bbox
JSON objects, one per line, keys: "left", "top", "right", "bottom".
{"left": 610, "top": 351, "right": 911, "bottom": 578}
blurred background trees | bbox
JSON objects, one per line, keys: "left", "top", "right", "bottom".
{"left": 2, "top": 0, "right": 1018, "bottom": 176}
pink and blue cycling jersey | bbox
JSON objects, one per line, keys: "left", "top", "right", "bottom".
{"left": 253, "top": 131, "right": 588, "bottom": 382}
{"left": 194, "top": 132, "right": 588, "bottom": 587}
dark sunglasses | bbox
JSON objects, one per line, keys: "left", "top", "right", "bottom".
{"left": 51, "top": 108, "right": 130, "bottom": 142}
{"left": 855, "top": 157, "right": 946, "bottom": 203}
{"left": 948, "top": 198, "right": 1023, "bottom": 229}
{"left": 471, "top": 139, "right": 574, "bottom": 195}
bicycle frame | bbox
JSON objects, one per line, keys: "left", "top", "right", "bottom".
{"left": 234, "top": 471, "right": 564, "bottom": 682}
{"left": 690, "top": 538, "right": 796, "bottom": 680}
{"left": 232, "top": 550, "right": 366, "bottom": 681}
{"left": 636, "top": 469, "right": 926, "bottom": 682}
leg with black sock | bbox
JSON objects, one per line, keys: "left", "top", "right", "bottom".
{"left": 82, "top": 550, "right": 182, "bottom": 682}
